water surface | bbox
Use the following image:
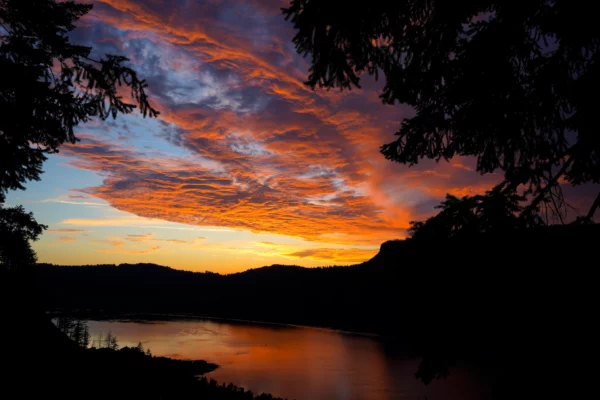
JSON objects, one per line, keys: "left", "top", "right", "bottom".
{"left": 87, "top": 319, "right": 489, "bottom": 400}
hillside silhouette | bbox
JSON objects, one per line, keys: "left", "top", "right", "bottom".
{"left": 39, "top": 224, "right": 598, "bottom": 394}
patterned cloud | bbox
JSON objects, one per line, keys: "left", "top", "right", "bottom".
{"left": 56, "top": 0, "right": 537, "bottom": 251}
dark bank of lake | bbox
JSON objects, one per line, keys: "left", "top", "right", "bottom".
{"left": 86, "top": 318, "right": 492, "bottom": 400}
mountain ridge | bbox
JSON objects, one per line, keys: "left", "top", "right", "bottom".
{"left": 37, "top": 257, "right": 367, "bottom": 276}
{"left": 37, "top": 225, "right": 599, "bottom": 387}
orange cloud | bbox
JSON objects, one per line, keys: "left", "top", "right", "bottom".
{"left": 424, "top": 185, "right": 496, "bottom": 198}
{"left": 284, "top": 248, "right": 378, "bottom": 264}
{"left": 57, "top": 0, "right": 501, "bottom": 249}
{"left": 62, "top": 135, "right": 409, "bottom": 245}
{"left": 48, "top": 229, "right": 90, "bottom": 234}
{"left": 59, "top": 236, "right": 77, "bottom": 243}
{"left": 60, "top": 216, "right": 171, "bottom": 227}
{"left": 108, "top": 238, "right": 126, "bottom": 247}
{"left": 96, "top": 246, "right": 162, "bottom": 255}
{"left": 451, "top": 162, "right": 475, "bottom": 172}
{"left": 125, "top": 233, "right": 154, "bottom": 242}
{"left": 125, "top": 233, "right": 196, "bottom": 245}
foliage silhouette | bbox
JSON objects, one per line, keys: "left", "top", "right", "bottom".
{"left": 0, "top": 205, "right": 43, "bottom": 271}
{"left": 283, "top": 0, "right": 600, "bottom": 220}
{"left": 408, "top": 185, "right": 544, "bottom": 240}
{"left": 0, "top": 0, "right": 158, "bottom": 274}
{"left": 56, "top": 316, "right": 90, "bottom": 348}
{"left": 108, "top": 331, "right": 119, "bottom": 350}
{"left": 0, "top": 0, "right": 158, "bottom": 199}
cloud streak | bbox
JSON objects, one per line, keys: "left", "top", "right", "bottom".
{"left": 284, "top": 248, "right": 378, "bottom": 264}
{"left": 48, "top": 229, "right": 90, "bottom": 234}
{"left": 125, "top": 233, "right": 201, "bottom": 245}
{"left": 96, "top": 246, "right": 162, "bottom": 255}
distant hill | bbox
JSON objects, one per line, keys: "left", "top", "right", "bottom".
{"left": 39, "top": 224, "right": 598, "bottom": 327}
{"left": 38, "top": 260, "right": 375, "bottom": 332}
{"left": 37, "top": 224, "right": 598, "bottom": 384}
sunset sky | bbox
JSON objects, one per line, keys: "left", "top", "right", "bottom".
{"left": 5, "top": 0, "right": 597, "bottom": 273}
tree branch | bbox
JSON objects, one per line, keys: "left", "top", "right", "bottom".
{"left": 0, "top": 21, "right": 12, "bottom": 35}
{"left": 519, "top": 156, "right": 574, "bottom": 219}
{"left": 586, "top": 191, "right": 600, "bottom": 221}
{"left": 80, "top": 55, "right": 102, "bottom": 64}
{"left": 549, "top": 189, "right": 565, "bottom": 225}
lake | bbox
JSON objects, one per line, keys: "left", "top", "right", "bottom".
{"left": 86, "top": 318, "right": 490, "bottom": 400}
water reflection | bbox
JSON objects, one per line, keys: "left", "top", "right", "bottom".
{"left": 86, "top": 319, "right": 487, "bottom": 400}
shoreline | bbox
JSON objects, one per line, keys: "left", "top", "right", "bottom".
{"left": 50, "top": 310, "right": 381, "bottom": 338}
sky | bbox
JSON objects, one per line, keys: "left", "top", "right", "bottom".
{"left": 5, "top": 0, "right": 599, "bottom": 273}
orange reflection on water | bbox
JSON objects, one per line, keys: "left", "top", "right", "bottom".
{"left": 86, "top": 319, "right": 489, "bottom": 400}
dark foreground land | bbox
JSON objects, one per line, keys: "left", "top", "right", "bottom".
{"left": 6, "top": 225, "right": 598, "bottom": 399}
{"left": 2, "top": 310, "right": 285, "bottom": 400}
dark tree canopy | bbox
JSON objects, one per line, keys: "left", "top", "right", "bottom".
{"left": 0, "top": 0, "right": 158, "bottom": 270}
{"left": 408, "top": 186, "right": 544, "bottom": 241}
{"left": 284, "top": 0, "right": 600, "bottom": 219}
{"left": 0, "top": 0, "right": 158, "bottom": 201}
{"left": 0, "top": 205, "right": 43, "bottom": 271}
